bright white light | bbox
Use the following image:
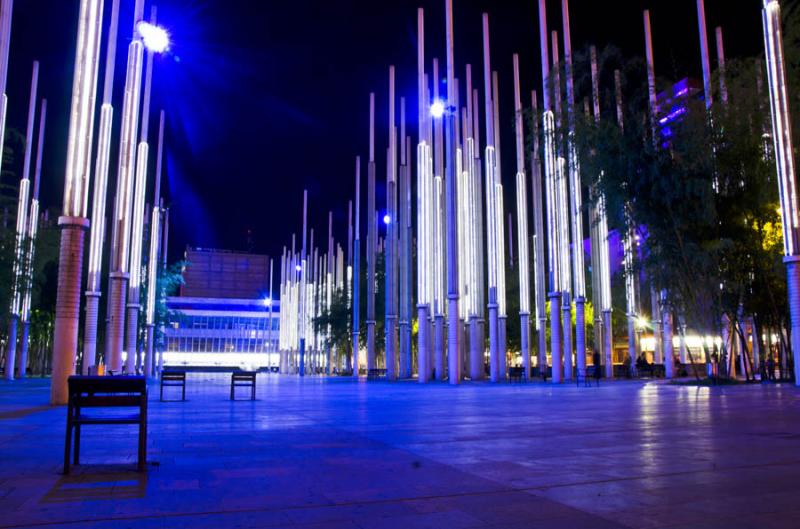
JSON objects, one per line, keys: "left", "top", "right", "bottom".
{"left": 295, "top": 264, "right": 302, "bottom": 272}
{"left": 137, "top": 21, "right": 170, "bottom": 53}
{"left": 430, "top": 100, "right": 446, "bottom": 118}
{"left": 263, "top": 297, "right": 272, "bottom": 307}
{"left": 383, "top": 214, "right": 391, "bottom": 225}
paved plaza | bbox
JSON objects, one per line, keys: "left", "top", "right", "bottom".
{"left": 1, "top": 375, "right": 799, "bottom": 529}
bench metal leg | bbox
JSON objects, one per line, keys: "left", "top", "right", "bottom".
{"left": 251, "top": 382, "right": 255, "bottom": 400}
{"left": 63, "top": 422, "right": 72, "bottom": 475}
{"left": 182, "top": 382, "right": 186, "bottom": 401}
{"left": 138, "top": 422, "right": 146, "bottom": 472}
{"left": 230, "top": 382, "right": 234, "bottom": 400}
{"left": 73, "top": 424, "right": 81, "bottom": 465}
{"left": 160, "top": 383, "right": 164, "bottom": 401}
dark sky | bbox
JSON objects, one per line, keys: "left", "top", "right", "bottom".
{"left": 4, "top": 0, "right": 764, "bottom": 264}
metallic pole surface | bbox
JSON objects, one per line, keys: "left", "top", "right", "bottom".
{"left": 513, "top": 54, "right": 531, "bottom": 380}
{"left": 762, "top": 0, "right": 800, "bottom": 385}
{"left": 18, "top": 98, "right": 47, "bottom": 380}
{"left": 444, "top": 0, "right": 460, "bottom": 383}
{"left": 366, "top": 93, "right": 377, "bottom": 372}
{"left": 106, "top": 0, "right": 145, "bottom": 373}
{"left": 6, "top": 61, "right": 37, "bottom": 380}
{"left": 83, "top": 0, "right": 120, "bottom": 374}
{"left": 144, "top": 110, "right": 164, "bottom": 378}
{"left": 51, "top": 0, "right": 104, "bottom": 404}
{"left": 353, "top": 156, "right": 361, "bottom": 377}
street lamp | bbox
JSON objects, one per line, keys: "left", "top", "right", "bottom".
{"left": 137, "top": 21, "right": 169, "bottom": 53}
{"left": 430, "top": 99, "right": 445, "bottom": 119}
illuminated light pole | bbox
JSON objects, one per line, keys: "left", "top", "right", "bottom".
{"left": 432, "top": 57, "right": 446, "bottom": 381}
{"left": 126, "top": 9, "right": 165, "bottom": 374}
{"left": 17, "top": 98, "right": 46, "bottom": 380}
{"left": 399, "top": 98, "right": 412, "bottom": 379}
{"left": 762, "top": 0, "right": 800, "bottom": 385}
{"left": 0, "top": 0, "right": 13, "bottom": 216}
{"left": 492, "top": 69, "right": 507, "bottom": 382}
{"left": 614, "top": 69, "right": 640, "bottom": 375}
{"left": 106, "top": 0, "right": 145, "bottom": 373}
{"left": 643, "top": 11, "right": 664, "bottom": 371}
{"left": 6, "top": 61, "right": 38, "bottom": 381}
{"left": 696, "top": 0, "right": 713, "bottom": 110}
{"left": 51, "top": 0, "right": 104, "bottom": 404}
{"left": 144, "top": 110, "right": 164, "bottom": 378}
{"left": 326, "top": 210, "right": 332, "bottom": 375}
{"left": 83, "top": 0, "right": 119, "bottom": 375}
{"left": 482, "top": 14, "right": 500, "bottom": 382}
{"left": 298, "top": 192, "right": 308, "bottom": 376}
{"left": 512, "top": 54, "right": 531, "bottom": 380}
{"left": 464, "top": 65, "right": 482, "bottom": 381}
{"left": 562, "top": 0, "right": 586, "bottom": 376}
{"left": 353, "top": 156, "right": 361, "bottom": 377}
{"left": 538, "top": 0, "right": 562, "bottom": 383}
{"left": 385, "top": 66, "right": 398, "bottom": 380}
{"left": 268, "top": 259, "right": 274, "bottom": 363}
{"left": 716, "top": 27, "right": 728, "bottom": 104}
{"left": 18, "top": 97, "right": 47, "bottom": 380}
{"left": 589, "top": 46, "right": 614, "bottom": 379}
{"left": 416, "top": 8, "right": 433, "bottom": 383}
{"left": 158, "top": 205, "right": 168, "bottom": 373}
{"left": 366, "top": 93, "right": 377, "bottom": 372}
{"left": 530, "top": 91, "right": 548, "bottom": 375}
{"left": 472, "top": 87, "right": 487, "bottom": 378}
{"left": 444, "top": 0, "right": 460, "bottom": 384}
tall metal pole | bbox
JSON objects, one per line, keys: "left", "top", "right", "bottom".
{"left": 416, "top": 8, "right": 432, "bottom": 382}
{"left": 444, "top": 0, "right": 460, "bottom": 384}
{"left": 83, "top": 0, "right": 120, "bottom": 375}
{"left": 366, "top": 93, "right": 377, "bottom": 372}
{"left": 432, "top": 57, "right": 446, "bottom": 381}
{"left": 482, "top": 13, "right": 500, "bottom": 383}
{"left": 353, "top": 156, "right": 361, "bottom": 377}
{"left": 492, "top": 70, "right": 507, "bottom": 382}
{"left": 530, "top": 91, "right": 548, "bottom": 376}
{"left": 538, "top": 0, "right": 562, "bottom": 383}
{"left": 562, "top": 0, "right": 586, "bottom": 376}
{"left": 0, "top": 0, "right": 14, "bottom": 217}
{"left": 158, "top": 206, "right": 168, "bottom": 374}
{"left": 762, "top": 0, "right": 800, "bottom": 385}
{"left": 268, "top": 258, "right": 274, "bottom": 361}
{"left": 512, "top": 54, "right": 531, "bottom": 380}
{"left": 385, "top": 66, "right": 398, "bottom": 380}
{"left": 106, "top": 0, "right": 145, "bottom": 373}
{"left": 144, "top": 110, "right": 165, "bottom": 378}
{"left": 51, "top": 0, "right": 104, "bottom": 404}
{"left": 326, "top": 210, "right": 332, "bottom": 375}
{"left": 715, "top": 27, "right": 728, "bottom": 104}
{"left": 18, "top": 98, "right": 47, "bottom": 380}
{"left": 696, "top": 0, "right": 713, "bottom": 109}
{"left": 299, "top": 191, "right": 307, "bottom": 377}
{"left": 399, "top": 97, "right": 412, "bottom": 379}
{"left": 6, "top": 61, "right": 38, "bottom": 380}
{"left": 126, "top": 6, "right": 158, "bottom": 374}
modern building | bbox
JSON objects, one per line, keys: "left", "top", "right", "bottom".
{"left": 164, "top": 248, "right": 280, "bottom": 368}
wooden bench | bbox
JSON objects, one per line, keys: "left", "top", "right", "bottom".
{"left": 367, "top": 368, "right": 387, "bottom": 380}
{"left": 64, "top": 376, "right": 147, "bottom": 475}
{"left": 508, "top": 366, "right": 525, "bottom": 382}
{"left": 230, "top": 371, "right": 257, "bottom": 400}
{"left": 160, "top": 370, "right": 186, "bottom": 401}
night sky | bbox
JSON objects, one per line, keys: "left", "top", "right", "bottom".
{"left": 3, "top": 0, "right": 763, "bottom": 264}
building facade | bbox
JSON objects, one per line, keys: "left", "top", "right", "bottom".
{"left": 164, "top": 248, "right": 280, "bottom": 369}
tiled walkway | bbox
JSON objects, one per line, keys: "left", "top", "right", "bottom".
{"left": 1, "top": 375, "right": 799, "bottom": 528}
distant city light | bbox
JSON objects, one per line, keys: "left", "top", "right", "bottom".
{"left": 137, "top": 21, "right": 170, "bottom": 53}
{"left": 430, "top": 100, "right": 445, "bottom": 118}
{"left": 383, "top": 214, "right": 391, "bottom": 225}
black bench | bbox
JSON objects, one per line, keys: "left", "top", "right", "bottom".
{"left": 576, "top": 367, "right": 600, "bottom": 387}
{"left": 367, "top": 368, "right": 387, "bottom": 380}
{"left": 230, "top": 371, "right": 257, "bottom": 400}
{"left": 508, "top": 366, "right": 525, "bottom": 382}
{"left": 64, "top": 376, "right": 147, "bottom": 475}
{"left": 637, "top": 364, "right": 665, "bottom": 378}
{"left": 160, "top": 370, "right": 186, "bottom": 401}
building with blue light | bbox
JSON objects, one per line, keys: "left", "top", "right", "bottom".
{"left": 164, "top": 248, "right": 280, "bottom": 369}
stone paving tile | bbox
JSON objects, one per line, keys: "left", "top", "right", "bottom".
{"left": 1, "top": 376, "right": 800, "bottom": 528}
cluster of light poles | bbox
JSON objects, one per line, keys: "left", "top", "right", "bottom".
{"left": 269, "top": 0, "right": 800, "bottom": 388}
{"left": 16, "top": 0, "right": 800, "bottom": 390}
{"left": 0, "top": 0, "right": 177, "bottom": 403}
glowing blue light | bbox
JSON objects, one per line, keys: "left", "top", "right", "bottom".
{"left": 137, "top": 21, "right": 170, "bottom": 53}
{"left": 295, "top": 264, "right": 302, "bottom": 271}
{"left": 263, "top": 297, "right": 272, "bottom": 307}
{"left": 383, "top": 214, "right": 391, "bottom": 225}
{"left": 430, "top": 100, "right": 446, "bottom": 118}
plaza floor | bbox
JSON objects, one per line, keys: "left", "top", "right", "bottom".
{"left": 1, "top": 375, "right": 799, "bottom": 529}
